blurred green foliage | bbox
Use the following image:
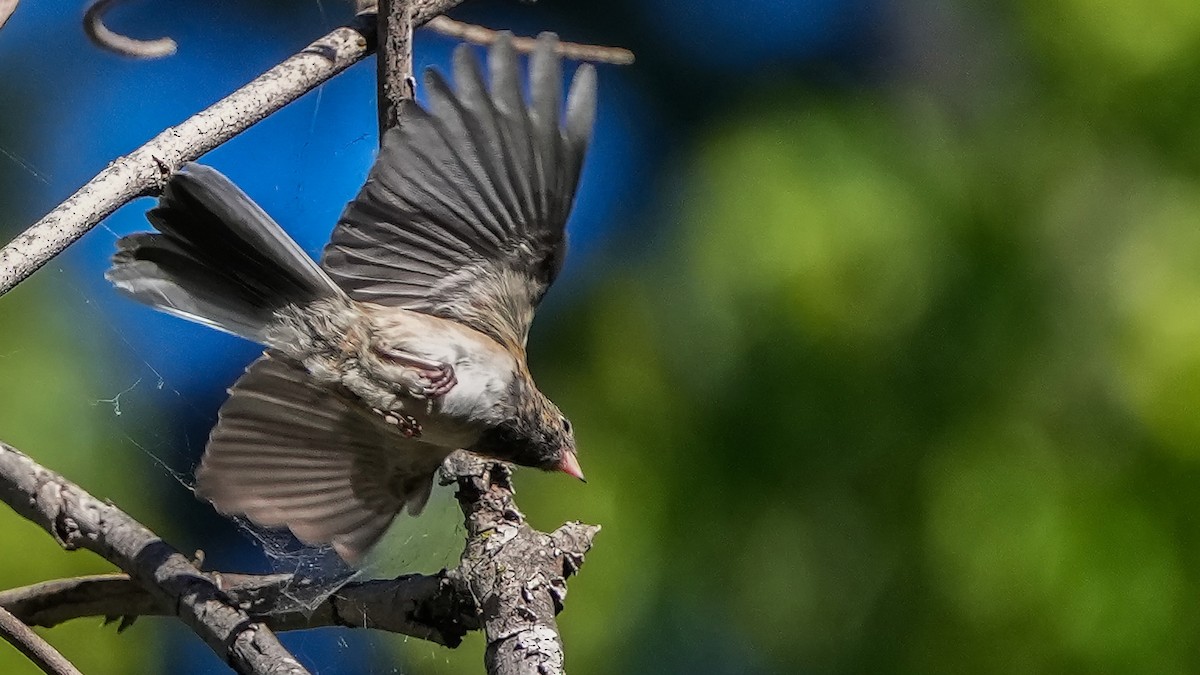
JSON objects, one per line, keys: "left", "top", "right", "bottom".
{"left": 7, "top": 2, "right": 1200, "bottom": 674}
{"left": 0, "top": 278, "right": 157, "bottom": 674}
{"left": 500, "top": 8, "right": 1200, "bottom": 670}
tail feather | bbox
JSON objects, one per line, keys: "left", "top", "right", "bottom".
{"left": 106, "top": 164, "right": 341, "bottom": 342}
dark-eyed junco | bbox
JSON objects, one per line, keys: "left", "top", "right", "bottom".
{"left": 105, "top": 33, "right": 595, "bottom": 563}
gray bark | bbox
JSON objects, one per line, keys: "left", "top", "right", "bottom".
{"left": 0, "top": 571, "right": 476, "bottom": 646}
{"left": 0, "top": 3, "right": 614, "bottom": 672}
{"left": 443, "top": 455, "right": 601, "bottom": 675}
{"left": 0, "top": 606, "right": 83, "bottom": 675}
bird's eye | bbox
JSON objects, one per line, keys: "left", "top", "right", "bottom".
{"left": 561, "top": 417, "right": 572, "bottom": 434}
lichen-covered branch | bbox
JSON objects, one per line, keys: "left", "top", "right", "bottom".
{"left": 377, "top": 0, "right": 416, "bottom": 136}
{"left": 0, "top": 571, "right": 477, "bottom": 646}
{"left": 0, "top": 4, "right": 604, "bottom": 673}
{"left": 0, "top": 445, "right": 599, "bottom": 675}
{"left": 442, "top": 454, "right": 601, "bottom": 675}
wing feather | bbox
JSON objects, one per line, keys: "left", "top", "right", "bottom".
{"left": 195, "top": 354, "right": 452, "bottom": 564}
{"left": 450, "top": 46, "right": 526, "bottom": 234}
{"left": 425, "top": 69, "right": 519, "bottom": 240}
{"left": 322, "top": 33, "right": 598, "bottom": 348}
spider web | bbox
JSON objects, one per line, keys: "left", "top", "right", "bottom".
{"left": 61, "top": 255, "right": 465, "bottom": 598}
{"left": 51, "top": 257, "right": 466, "bottom": 675}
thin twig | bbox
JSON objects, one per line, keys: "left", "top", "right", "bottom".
{"left": 377, "top": 0, "right": 416, "bottom": 137}
{"left": 0, "top": 0, "right": 17, "bottom": 31}
{"left": 425, "top": 15, "right": 635, "bottom": 65}
{"left": 0, "top": 0, "right": 465, "bottom": 298}
{"left": 0, "top": 607, "right": 83, "bottom": 675}
{"left": 0, "top": 443, "right": 309, "bottom": 675}
{"left": 83, "top": 0, "right": 177, "bottom": 59}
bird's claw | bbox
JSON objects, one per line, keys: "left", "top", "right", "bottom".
{"left": 379, "top": 410, "right": 423, "bottom": 438}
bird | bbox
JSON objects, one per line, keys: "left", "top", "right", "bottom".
{"left": 104, "top": 32, "right": 596, "bottom": 564}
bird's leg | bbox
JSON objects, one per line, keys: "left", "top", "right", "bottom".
{"left": 372, "top": 345, "right": 458, "bottom": 399}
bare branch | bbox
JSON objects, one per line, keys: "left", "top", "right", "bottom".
{"left": 0, "top": 0, "right": 466, "bottom": 298}
{"left": 1, "top": 575, "right": 157, "bottom": 630}
{"left": 0, "top": 0, "right": 17, "bottom": 31}
{"left": 0, "top": 16, "right": 371, "bottom": 297}
{"left": 0, "top": 443, "right": 309, "bottom": 675}
{"left": 1, "top": 571, "right": 478, "bottom": 646}
{"left": 83, "top": 0, "right": 177, "bottom": 59}
{"left": 377, "top": 0, "right": 416, "bottom": 136}
{"left": 425, "top": 16, "right": 635, "bottom": 65}
{"left": 0, "top": 607, "right": 82, "bottom": 675}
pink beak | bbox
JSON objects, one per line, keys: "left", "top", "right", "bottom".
{"left": 559, "top": 451, "right": 586, "bottom": 482}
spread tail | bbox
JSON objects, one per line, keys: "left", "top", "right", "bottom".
{"left": 106, "top": 164, "right": 342, "bottom": 342}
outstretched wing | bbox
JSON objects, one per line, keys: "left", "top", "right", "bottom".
{"left": 321, "top": 33, "right": 598, "bottom": 350}
{"left": 195, "top": 353, "right": 452, "bottom": 564}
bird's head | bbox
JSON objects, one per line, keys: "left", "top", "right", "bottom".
{"left": 470, "top": 383, "right": 584, "bottom": 481}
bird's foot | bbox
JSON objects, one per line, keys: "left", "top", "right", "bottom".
{"left": 372, "top": 345, "right": 458, "bottom": 399}
{"left": 378, "top": 409, "right": 423, "bottom": 438}
{"left": 411, "top": 362, "right": 457, "bottom": 399}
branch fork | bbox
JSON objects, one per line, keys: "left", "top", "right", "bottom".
{"left": 444, "top": 455, "right": 600, "bottom": 673}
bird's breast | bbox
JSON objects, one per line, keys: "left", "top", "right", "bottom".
{"left": 372, "top": 311, "right": 519, "bottom": 447}
{"left": 407, "top": 352, "right": 517, "bottom": 448}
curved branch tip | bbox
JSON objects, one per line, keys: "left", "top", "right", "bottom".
{"left": 83, "top": 0, "right": 177, "bottom": 59}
